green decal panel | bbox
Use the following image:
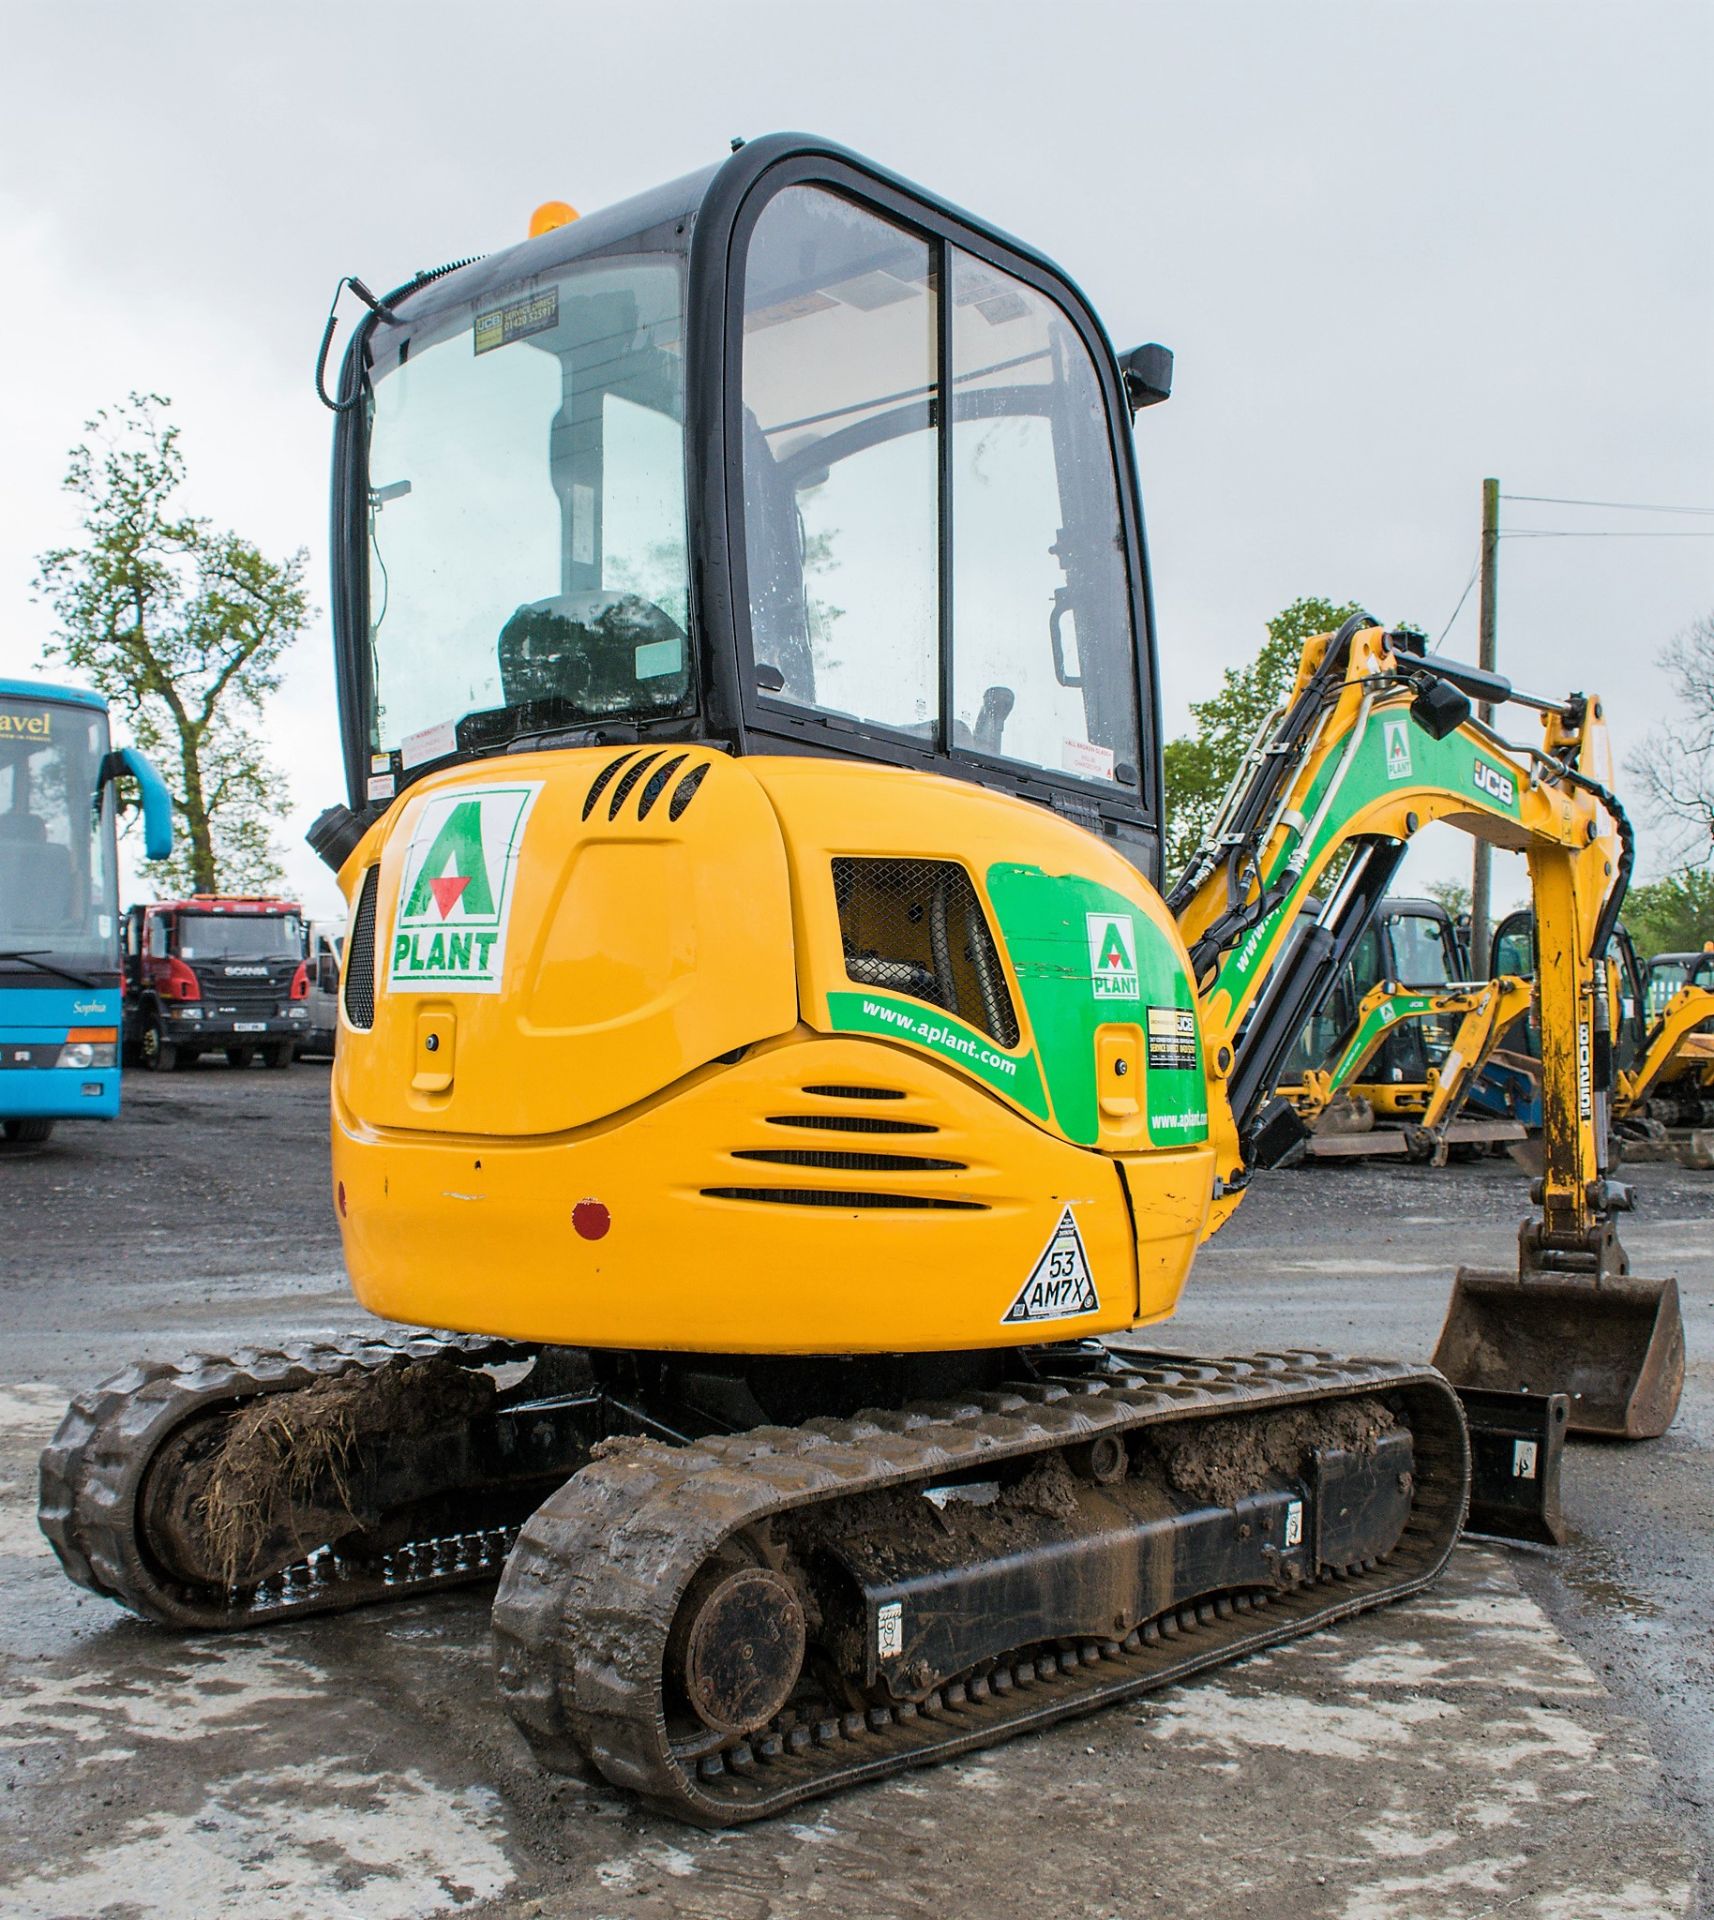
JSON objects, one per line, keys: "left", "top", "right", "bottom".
{"left": 985, "top": 865, "right": 1208, "bottom": 1149}
{"left": 825, "top": 991, "right": 1049, "bottom": 1119}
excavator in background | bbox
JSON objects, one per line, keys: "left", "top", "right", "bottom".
{"left": 1276, "top": 895, "right": 1526, "bottom": 1160}
{"left": 1464, "top": 913, "right": 1714, "bottom": 1147}
{"left": 1283, "top": 973, "right": 1533, "bottom": 1161}
{"left": 39, "top": 134, "right": 1686, "bottom": 1826}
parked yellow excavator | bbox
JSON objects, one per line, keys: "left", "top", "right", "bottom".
{"left": 1283, "top": 974, "right": 1534, "bottom": 1156}
{"left": 40, "top": 134, "right": 1685, "bottom": 1826}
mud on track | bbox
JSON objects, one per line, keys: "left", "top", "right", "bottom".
{"left": 2, "top": 1065, "right": 1709, "bottom": 1917}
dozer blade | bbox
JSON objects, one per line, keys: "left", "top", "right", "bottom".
{"left": 1433, "top": 1267, "right": 1685, "bottom": 1440}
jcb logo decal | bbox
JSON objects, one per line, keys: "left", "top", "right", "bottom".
{"left": 1472, "top": 759, "right": 1516, "bottom": 808}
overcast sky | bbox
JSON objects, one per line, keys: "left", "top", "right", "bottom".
{"left": 3, "top": 0, "right": 1710, "bottom": 919}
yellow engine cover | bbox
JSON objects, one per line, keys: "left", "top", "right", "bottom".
{"left": 330, "top": 746, "right": 1217, "bottom": 1354}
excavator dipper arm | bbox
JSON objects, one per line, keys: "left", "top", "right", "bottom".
{"left": 1172, "top": 618, "right": 1683, "bottom": 1438}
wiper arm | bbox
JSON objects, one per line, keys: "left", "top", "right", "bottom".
{"left": 0, "top": 949, "right": 102, "bottom": 988}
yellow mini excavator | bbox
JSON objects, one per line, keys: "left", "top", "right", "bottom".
{"left": 40, "top": 135, "right": 1685, "bottom": 1826}
{"left": 1284, "top": 974, "right": 1534, "bottom": 1158}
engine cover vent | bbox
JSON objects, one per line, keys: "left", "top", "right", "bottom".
{"left": 701, "top": 1187, "right": 984, "bottom": 1212}
{"left": 343, "top": 865, "right": 380, "bottom": 1030}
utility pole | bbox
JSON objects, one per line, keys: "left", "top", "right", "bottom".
{"left": 1469, "top": 476, "right": 1500, "bottom": 974}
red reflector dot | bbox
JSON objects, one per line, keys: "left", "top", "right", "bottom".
{"left": 336, "top": 1180, "right": 347, "bottom": 1219}
{"left": 572, "top": 1199, "right": 611, "bottom": 1241}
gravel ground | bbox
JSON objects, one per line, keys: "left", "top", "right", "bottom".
{"left": 1, "top": 1062, "right": 1708, "bottom": 1919}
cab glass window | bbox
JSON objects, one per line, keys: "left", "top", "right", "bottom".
{"left": 949, "top": 250, "right": 1138, "bottom": 787}
{"left": 740, "top": 187, "right": 939, "bottom": 737}
{"left": 1390, "top": 913, "right": 1452, "bottom": 986}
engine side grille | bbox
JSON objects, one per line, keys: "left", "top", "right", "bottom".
{"left": 343, "top": 866, "right": 379, "bottom": 1030}
{"left": 583, "top": 751, "right": 636, "bottom": 820}
{"left": 731, "top": 1148, "right": 964, "bottom": 1173}
{"left": 831, "top": 859, "right": 1020, "bottom": 1049}
{"left": 765, "top": 1113, "right": 937, "bottom": 1135}
{"left": 801, "top": 1084, "right": 906, "bottom": 1100}
{"left": 668, "top": 762, "right": 710, "bottom": 820}
{"left": 701, "top": 1187, "right": 984, "bottom": 1212}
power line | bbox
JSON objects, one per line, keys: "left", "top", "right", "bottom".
{"left": 1433, "top": 547, "right": 1482, "bottom": 647}
{"left": 1500, "top": 493, "right": 1714, "bottom": 516}
{"left": 1500, "top": 528, "right": 1714, "bottom": 539}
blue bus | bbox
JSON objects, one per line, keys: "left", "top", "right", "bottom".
{"left": 0, "top": 679, "right": 172, "bottom": 1143}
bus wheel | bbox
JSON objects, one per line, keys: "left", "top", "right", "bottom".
{"left": 2, "top": 1118, "right": 54, "bottom": 1144}
{"left": 141, "top": 1017, "right": 177, "bottom": 1073}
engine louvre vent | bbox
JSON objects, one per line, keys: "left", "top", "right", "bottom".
{"left": 701, "top": 1187, "right": 984, "bottom": 1212}
{"left": 583, "top": 751, "right": 636, "bottom": 820}
{"left": 801, "top": 1084, "right": 906, "bottom": 1100}
{"left": 766, "top": 1113, "right": 937, "bottom": 1135}
{"left": 636, "top": 752, "right": 690, "bottom": 820}
{"left": 608, "top": 751, "right": 664, "bottom": 819}
{"left": 831, "top": 859, "right": 1019, "bottom": 1049}
{"left": 668, "top": 762, "right": 710, "bottom": 820}
{"left": 342, "top": 865, "right": 379, "bottom": 1030}
{"left": 731, "top": 1148, "right": 964, "bottom": 1173}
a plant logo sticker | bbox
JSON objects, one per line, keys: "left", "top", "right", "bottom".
{"left": 1086, "top": 912, "right": 1140, "bottom": 1000}
{"left": 388, "top": 782, "right": 541, "bottom": 993}
{"left": 1384, "top": 717, "right": 1413, "bottom": 781}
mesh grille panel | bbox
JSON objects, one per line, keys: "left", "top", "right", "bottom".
{"left": 766, "top": 1113, "right": 937, "bottom": 1135}
{"left": 701, "top": 1187, "right": 984, "bottom": 1212}
{"left": 343, "top": 866, "right": 379, "bottom": 1030}
{"left": 832, "top": 859, "right": 1020, "bottom": 1049}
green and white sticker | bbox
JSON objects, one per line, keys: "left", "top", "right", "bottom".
{"left": 1086, "top": 912, "right": 1140, "bottom": 1000}
{"left": 1383, "top": 716, "right": 1413, "bottom": 780}
{"left": 387, "top": 782, "right": 540, "bottom": 994}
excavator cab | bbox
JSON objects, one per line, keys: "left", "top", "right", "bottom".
{"left": 324, "top": 137, "right": 1164, "bottom": 883}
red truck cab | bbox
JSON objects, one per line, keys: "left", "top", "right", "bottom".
{"left": 122, "top": 896, "right": 309, "bottom": 1070}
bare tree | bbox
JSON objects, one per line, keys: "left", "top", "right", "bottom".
{"left": 1630, "top": 612, "right": 1714, "bottom": 862}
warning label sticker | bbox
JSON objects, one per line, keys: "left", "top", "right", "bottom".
{"left": 1146, "top": 1004, "right": 1198, "bottom": 1071}
{"left": 876, "top": 1600, "right": 904, "bottom": 1659}
{"left": 1002, "top": 1206, "right": 1099, "bottom": 1325}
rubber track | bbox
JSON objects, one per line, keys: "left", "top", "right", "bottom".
{"left": 492, "top": 1350, "right": 1468, "bottom": 1825}
{"left": 38, "top": 1330, "right": 531, "bottom": 1629}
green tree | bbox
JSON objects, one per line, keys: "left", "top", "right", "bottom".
{"left": 1163, "top": 596, "right": 1367, "bottom": 877}
{"left": 1621, "top": 867, "right": 1714, "bottom": 960}
{"left": 1425, "top": 878, "right": 1471, "bottom": 922}
{"left": 34, "top": 395, "right": 308, "bottom": 894}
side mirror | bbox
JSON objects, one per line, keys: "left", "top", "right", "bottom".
{"left": 1119, "top": 342, "right": 1173, "bottom": 412}
{"left": 102, "top": 747, "right": 175, "bottom": 860}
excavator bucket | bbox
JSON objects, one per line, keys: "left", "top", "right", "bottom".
{"left": 1433, "top": 1267, "right": 1685, "bottom": 1440}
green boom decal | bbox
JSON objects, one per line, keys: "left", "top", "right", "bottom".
{"left": 985, "top": 864, "right": 1208, "bottom": 1149}
{"left": 1327, "top": 991, "right": 1438, "bottom": 1091}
